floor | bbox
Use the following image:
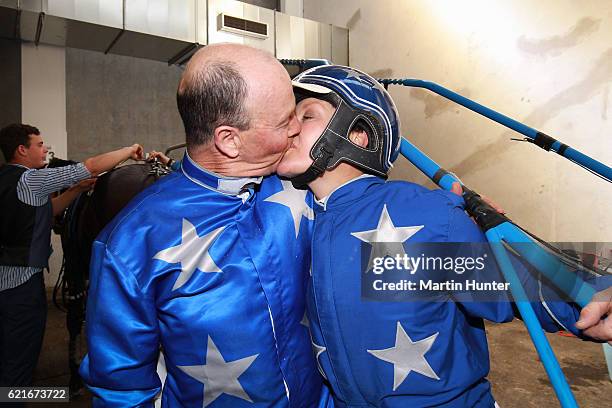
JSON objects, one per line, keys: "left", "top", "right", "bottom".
{"left": 28, "top": 290, "right": 611, "bottom": 407}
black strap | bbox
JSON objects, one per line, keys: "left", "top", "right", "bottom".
{"left": 533, "top": 131, "right": 574, "bottom": 158}
{"left": 290, "top": 146, "right": 334, "bottom": 189}
{"left": 533, "top": 132, "right": 556, "bottom": 151}
{"left": 462, "top": 186, "right": 509, "bottom": 232}
{"left": 557, "top": 143, "right": 569, "bottom": 156}
{"left": 432, "top": 168, "right": 450, "bottom": 185}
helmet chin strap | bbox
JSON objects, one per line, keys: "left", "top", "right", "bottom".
{"left": 289, "top": 92, "right": 342, "bottom": 189}
{"left": 289, "top": 144, "right": 334, "bottom": 189}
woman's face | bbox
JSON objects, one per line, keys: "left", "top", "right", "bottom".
{"left": 276, "top": 97, "right": 336, "bottom": 178}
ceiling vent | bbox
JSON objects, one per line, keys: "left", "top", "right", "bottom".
{"left": 217, "top": 13, "right": 268, "bottom": 39}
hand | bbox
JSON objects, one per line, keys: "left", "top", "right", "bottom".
{"left": 69, "top": 178, "right": 96, "bottom": 193}
{"left": 129, "top": 144, "right": 145, "bottom": 161}
{"left": 147, "top": 150, "right": 171, "bottom": 166}
{"left": 451, "top": 182, "right": 506, "bottom": 214}
{"left": 575, "top": 286, "right": 612, "bottom": 343}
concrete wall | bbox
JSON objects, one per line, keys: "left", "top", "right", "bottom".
{"left": 304, "top": 0, "right": 612, "bottom": 244}
{"left": 65, "top": 48, "right": 184, "bottom": 161}
{"left": 19, "top": 44, "right": 185, "bottom": 287}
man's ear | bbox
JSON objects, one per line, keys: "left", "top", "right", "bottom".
{"left": 213, "top": 125, "right": 241, "bottom": 158}
{"left": 349, "top": 128, "right": 369, "bottom": 148}
{"left": 15, "top": 145, "right": 28, "bottom": 158}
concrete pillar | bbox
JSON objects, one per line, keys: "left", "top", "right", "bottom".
{"left": 21, "top": 42, "right": 68, "bottom": 288}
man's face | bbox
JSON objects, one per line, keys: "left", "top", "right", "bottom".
{"left": 22, "top": 134, "right": 48, "bottom": 169}
{"left": 277, "top": 97, "right": 336, "bottom": 178}
{"left": 237, "top": 71, "right": 301, "bottom": 175}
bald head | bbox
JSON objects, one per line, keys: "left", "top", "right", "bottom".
{"left": 177, "top": 43, "right": 291, "bottom": 148}
{"left": 179, "top": 43, "right": 281, "bottom": 93}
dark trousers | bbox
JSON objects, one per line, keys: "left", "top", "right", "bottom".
{"left": 0, "top": 272, "right": 47, "bottom": 387}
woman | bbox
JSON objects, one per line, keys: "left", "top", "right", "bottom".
{"left": 276, "top": 65, "right": 610, "bottom": 407}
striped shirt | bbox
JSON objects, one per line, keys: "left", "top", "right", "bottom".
{"left": 0, "top": 162, "right": 91, "bottom": 291}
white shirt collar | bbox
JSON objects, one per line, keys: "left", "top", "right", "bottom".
{"left": 314, "top": 174, "right": 375, "bottom": 211}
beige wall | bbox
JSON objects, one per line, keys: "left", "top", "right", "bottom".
{"left": 304, "top": 0, "right": 612, "bottom": 244}
{"left": 280, "top": 0, "right": 303, "bottom": 16}
{"left": 21, "top": 43, "right": 67, "bottom": 287}
{"left": 21, "top": 43, "right": 67, "bottom": 161}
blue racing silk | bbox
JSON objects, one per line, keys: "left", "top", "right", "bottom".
{"left": 80, "top": 153, "right": 331, "bottom": 407}
{"left": 307, "top": 175, "right": 598, "bottom": 408}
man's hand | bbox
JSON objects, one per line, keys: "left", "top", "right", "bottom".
{"left": 69, "top": 178, "right": 96, "bottom": 193}
{"left": 85, "top": 144, "right": 146, "bottom": 176}
{"left": 451, "top": 182, "right": 506, "bottom": 214}
{"left": 52, "top": 178, "right": 96, "bottom": 216}
{"left": 575, "top": 287, "right": 612, "bottom": 344}
{"left": 130, "top": 144, "right": 145, "bottom": 160}
{"left": 147, "top": 150, "right": 171, "bottom": 166}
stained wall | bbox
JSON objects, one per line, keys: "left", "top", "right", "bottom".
{"left": 305, "top": 0, "right": 611, "bottom": 244}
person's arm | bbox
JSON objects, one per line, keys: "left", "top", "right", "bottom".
{"left": 543, "top": 275, "right": 612, "bottom": 342}
{"left": 19, "top": 144, "right": 143, "bottom": 204}
{"left": 447, "top": 203, "right": 612, "bottom": 341}
{"left": 148, "top": 150, "right": 180, "bottom": 171}
{"left": 79, "top": 241, "right": 161, "bottom": 406}
{"left": 19, "top": 163, "right": 92, "bottom": 204}
{"left": 147, "top": 150, "right": 171, "bottom": 166}
{"left": 50, "top": 178, "right": 96, "bottom": 216}
{"left": 576, "top": 285, "right": 612, "bottom": 343}
{"left": 84, "top": 144, "right": 144, "bottom": 176}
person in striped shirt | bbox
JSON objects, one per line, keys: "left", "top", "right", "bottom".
{"left": 0, "top": 123, "right": 144, "bottom": 389}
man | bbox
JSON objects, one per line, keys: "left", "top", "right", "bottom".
{"left": 275, "top": 64, "right": 612, "bottom": 407}
{"left": 0, "top": 123, "right": 144, "bottom": 388}
{"left": 79, "top": 44, "right": 329, "bottom": 407}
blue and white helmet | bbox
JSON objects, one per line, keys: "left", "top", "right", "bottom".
{"left": 290, "top": 65, "right": 401, "bottom": 186}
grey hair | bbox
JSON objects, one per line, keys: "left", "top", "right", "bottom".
{"left": 177, "top": 61, "right": 250, "bottom": 147}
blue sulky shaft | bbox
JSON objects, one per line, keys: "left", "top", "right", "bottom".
{"left": 497, "top": 223, "right": 595, "bottom": 308}
{"left": 399, "top": 137, "right": 585, "bottom": 407}
{"left": 399, "top": 138, "right": 594, "bottom": 304}
{"left": 486, "top": 229, "right": 579, "bottom": 408}
{"left": 399, "top": 138, "right": 460, "bottom": 190}
{"left": 384, "top": 78, "right": 611, "bottom": 182}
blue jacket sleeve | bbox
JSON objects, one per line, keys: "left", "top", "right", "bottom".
{"left": 446, "top": 205, "right": 594, "bottom": 337}
{"left": 79, "top": 241, "right": 161, "bottom": 407}
{"left": 534, "top": 271, "right": 611, "bottom": 336}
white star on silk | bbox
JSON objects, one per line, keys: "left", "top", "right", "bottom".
{"left": 350, "top": 205, "right": 424, "bottom": 272}
{"left": 367, "top": 322, "right": 440, "bottom": 391}
{"left": 264, "top": 179, "right": 314, "bottom": 238}
{"left": 153, "top": 218, "right": 225, "bottom": 290}
{"left": 178, "top": 336, "right": 258, "bottom": 407}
